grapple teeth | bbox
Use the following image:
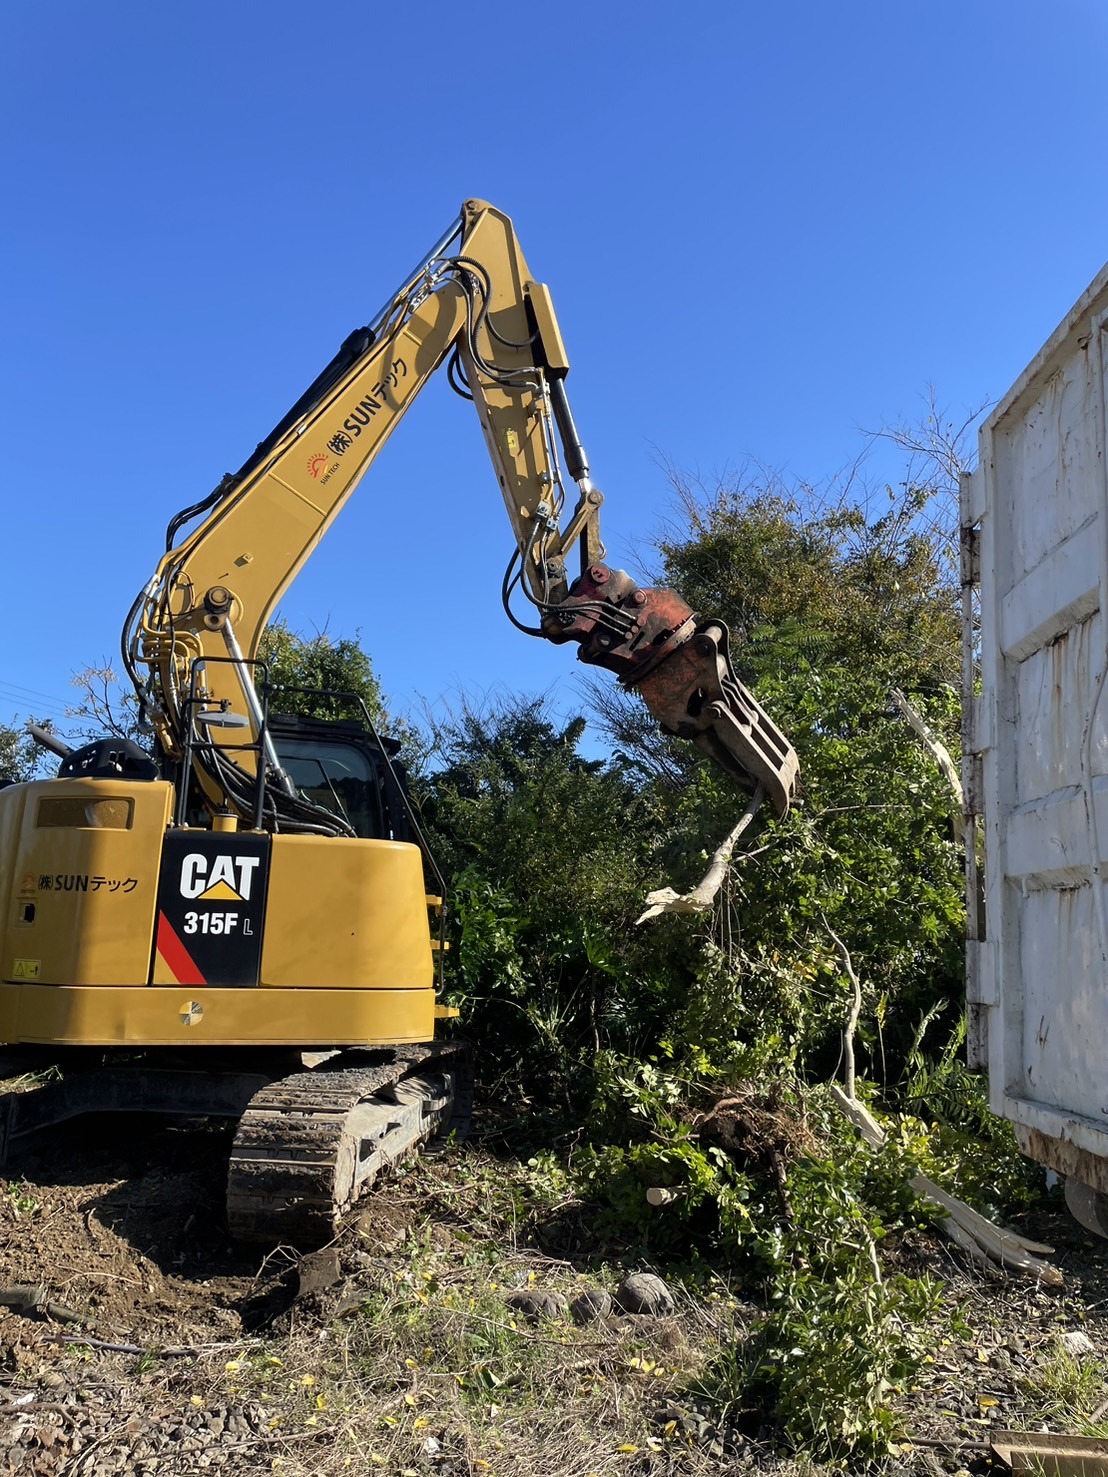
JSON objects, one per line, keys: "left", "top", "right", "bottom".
{"left": 634, "top": 621, "right": 799, "bottom": 816}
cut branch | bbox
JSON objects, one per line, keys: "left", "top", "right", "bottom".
{"left": 636, "top": 784, "right": 765, "bottom": 924}
{"left": 824, "top": 920, "right": 862, "bottom": 1102}
{"left": 823, "top": 924, "right": 1061, "bottom": 1286}
{"left": 829, "top": 1085, "right": 1062, "bottom": 1286}
{"left": 890, "top": 687, "right": 965, "bottom": 842}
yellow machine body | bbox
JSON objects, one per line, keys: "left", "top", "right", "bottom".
{"left": 0, "top": 778, "right": 172, "bottom": 987}
{"left": 0, "top": 779, "right": 437, "bottom": 1047}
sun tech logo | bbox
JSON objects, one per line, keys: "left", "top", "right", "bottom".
{"left": 307, "top": 452, "right": 329, "bottom": 479}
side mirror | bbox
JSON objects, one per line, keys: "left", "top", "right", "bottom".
{"left": 195, "top": 709, "right": 250, "bottom": 730}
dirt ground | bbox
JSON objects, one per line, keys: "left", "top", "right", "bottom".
{"left": 1, "top": 1109, "right": 1107, "bottom": 1476}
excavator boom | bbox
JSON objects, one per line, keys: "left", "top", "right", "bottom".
{"left": 128, "top": 199, "right": 798, "bottom": 821}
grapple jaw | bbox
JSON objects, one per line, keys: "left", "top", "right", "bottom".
{"left": 544, "top": 565, "right": 799, "bottom": 816}
{"left": 634, "top": 620, "right": 799, "bottom": 816}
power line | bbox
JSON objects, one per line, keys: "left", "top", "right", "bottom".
{"left": 0, "top": 686, "right": 73, "bottom": 722}
{"left": 0, "top": 678, "right": 74, "bottom": 707}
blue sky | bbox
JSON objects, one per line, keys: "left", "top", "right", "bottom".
{"left": 3, "top": 0, "right": 1107, "bottom": 741}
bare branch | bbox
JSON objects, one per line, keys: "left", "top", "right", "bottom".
{"left": 890, "top": 686, "right": 967, "bottom": 850}
{"left": 823, "top": 919, "right": 862, "bottom": 1102}
{"left": 636, "top": 785, "right": 765, "bottom": 923}
{"left": 67, "top": 663, "right": 144, "bottom": 743}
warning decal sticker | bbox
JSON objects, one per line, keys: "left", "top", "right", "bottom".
{"left": 155, "top": 912, "right": 206, "bottom": 987}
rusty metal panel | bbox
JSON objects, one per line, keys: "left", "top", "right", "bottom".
{"left": 991, "top": 1429, "right": 1108, "bottom": 1475}
{"left": 974, "top": 263, "right": 1108, "bottom": 1188}
{"left": 1013, "top": 1123, "right": 1108, "bottom": 1195}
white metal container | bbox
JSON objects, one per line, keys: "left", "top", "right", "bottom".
{"left": 963, "top": 263, "right": 1108, "bottom": 1206}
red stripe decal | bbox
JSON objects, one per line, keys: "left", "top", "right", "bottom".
{"left": 156, "top": 911, "right": 206, "bottom": 986}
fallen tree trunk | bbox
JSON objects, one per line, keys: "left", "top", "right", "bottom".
{"left": 829, "top": 1085, "right": 1062, "bottom": 1287}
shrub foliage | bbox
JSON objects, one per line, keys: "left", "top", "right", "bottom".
{"left": 415, "top": 470, "right": 1041, "bottom": 1461}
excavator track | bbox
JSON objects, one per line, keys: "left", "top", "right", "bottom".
{"left": 226, "top": 1041, "right": 472, "bottom": 1244}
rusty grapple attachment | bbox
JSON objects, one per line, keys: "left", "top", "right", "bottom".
{"left": 635, "top": 620, "right": 798, "bottom": 816}
{"left": 544, "top": 565, "right": 799, "bottom": 816}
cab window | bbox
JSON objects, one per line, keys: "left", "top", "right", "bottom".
{"left": 273, "top": 739, "right": 385, "bottom": 839}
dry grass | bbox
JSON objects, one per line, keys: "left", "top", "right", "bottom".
{"left": 170, "top": 1161, "right": 749, "bottom": 1476}
{"left": 0, "top": 1146, "right": 778, "bottom": 1476}
{"left": 10, "top": 1116, "right": 1108, "bottom": 1475}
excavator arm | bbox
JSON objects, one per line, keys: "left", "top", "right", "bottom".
{"left": 127, "top": 200, "right": 798, "bottom": 821}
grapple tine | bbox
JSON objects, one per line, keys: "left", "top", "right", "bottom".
{"left": 634, "top": 621, "right": 799, "bottom": 816}
{"left": 545, "top": 565, "right": 799, "bottom": 815}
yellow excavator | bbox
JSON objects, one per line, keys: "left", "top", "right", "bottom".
{"left": 0, "top": 200, "right": 798, "bottom": 1243}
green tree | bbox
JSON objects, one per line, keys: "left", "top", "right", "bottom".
{"left": 420, "top": 467, "right": 968, "bottom": 1096}
{"left": 259, "top": 620, "right": 388, "bottom": 728}
{"left": 420, "top": 696, "right": 684, "bottom": 1099}
{"left": 0, "top": 720, "right": 40, "bottom": 784}
{"left": 594, "top": 470, "right": 966, "bottom": 1082}
{"left": 659, "top": 473, "right": 960, "bottom": 690}
{"left": 0, "top": 707, "right": 68, "bottom": 783}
